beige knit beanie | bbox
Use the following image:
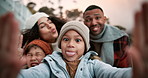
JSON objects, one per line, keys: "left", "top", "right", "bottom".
{"left": 57, "top": 21, "right": 90, "bottom": 51}
{"left": 25, "top": 12, "right": 49, "bottom": 29}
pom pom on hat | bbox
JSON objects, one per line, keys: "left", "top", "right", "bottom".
{"left": 25, "top": 12, "right": 49, "bottom": 29}
{"left": 57, "top": 21, "right": 90, "bottom": 51}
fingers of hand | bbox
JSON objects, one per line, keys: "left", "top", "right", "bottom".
{"left": 133, "top": 2, "right": 148, "bottom": 59}
{"left": 0, "top": 13, "right": 21, "bottom": 78}
{"left": 142, "top": 2, "right": 148, "bottom": 45}
{"left": 128, "top": 47, "right": 144, "bottom": 78}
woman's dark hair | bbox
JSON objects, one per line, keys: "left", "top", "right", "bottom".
{"left": 21, "top": 22, "right": 39, "bottom": 47}
{"left": 22, "top": 16, "right": 66, "bottom": 47}
{"left": 48, "top": 16, "right": 66, "bottom": 34}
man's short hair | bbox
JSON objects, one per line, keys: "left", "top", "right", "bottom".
{"left": 84, "top": 5, "right": 104, "bottom": 13}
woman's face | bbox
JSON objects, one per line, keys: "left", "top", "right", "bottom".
{"left": 61, "top": 30, "right": 85, "bottom": 62}
{"left": 26, "top": 46, "right": 46, "bottom": 68}
{"left": 37, "top": 17, "right": 58, "bottom": 43}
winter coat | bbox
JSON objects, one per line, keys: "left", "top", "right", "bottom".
{"left": 18, "top": 51, "right": 131, "bottom": 78}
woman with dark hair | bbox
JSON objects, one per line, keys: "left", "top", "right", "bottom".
{"left": 22, "top": 12, "right": 66, "bottom": 51}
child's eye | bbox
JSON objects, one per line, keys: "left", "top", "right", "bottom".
{"left": 36, "top": 53, "right": 42, "bottom": 57}
{"left": 75, "top": 39, "right": 81, "bottom": 42}
{"left": 27, "top": 54, "right": 32, "bottom": 57}
{"left": 63, "top": 38, "right": 69, "bottom": 41}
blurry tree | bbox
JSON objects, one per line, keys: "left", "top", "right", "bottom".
{"left": 59, "top": 6, "right": 63, "bottom": 18}
{"left": 27, "top": 2, "right": 36, "bottom": 14}
{"left": 65, "top": 9, "right": 82, "bottom": 21}
{"left": 38, "top": 6, "right": 55, "bottom": 16}
{"left": 48, "top": 0, "right": 54, "bottom": 5}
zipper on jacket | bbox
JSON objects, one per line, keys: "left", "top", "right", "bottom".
{"left": 57, "top": 63, "right": 70, "bottom": 78}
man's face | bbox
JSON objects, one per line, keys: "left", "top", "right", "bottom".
{"left": 83, "top": 9, "right": 106, "bottom": 35}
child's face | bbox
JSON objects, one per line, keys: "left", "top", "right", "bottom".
{"left": 61, "top": 30, "right": 85, "bottom": 61}
{"left": 26, "top": 46, "right": 46, "bottom": 68}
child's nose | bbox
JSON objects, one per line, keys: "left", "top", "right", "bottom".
{"left": 67, "top": 40, "right": 75, "bottom": 48}
{"left": 31, "top": 55, "right": 37, "bottom": 60}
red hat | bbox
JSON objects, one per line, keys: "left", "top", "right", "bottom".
{"left": 24, "top": 39, "right": 53, "bottom": 55}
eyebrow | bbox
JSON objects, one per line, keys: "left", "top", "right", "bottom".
{"left": 84, "top": 13, "right": 100, "bottom": 18}
{"left": 75, "top": 35, "right": 81, "bottom": 37}
{"left": 63, "top": 34, "right": 82, "bottom": 38}
{"left": 38, "top": 18, "right": 49, "bottom": 26}
{"left": 36, "top": 52, "right": 44, "bottom": 54}
{"left": 38, "top": 22, "right": 45, "bottom": 26}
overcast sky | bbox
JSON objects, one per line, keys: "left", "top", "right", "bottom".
{"left": 22, "top": 0, "right": 145, "bottom": 33}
